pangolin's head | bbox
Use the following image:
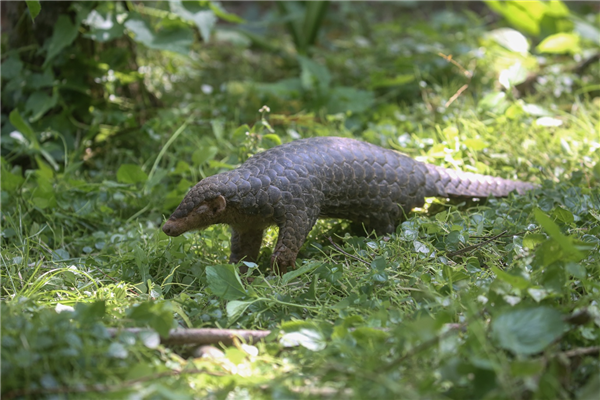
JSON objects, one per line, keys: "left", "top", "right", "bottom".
{"left": 162, "top": 177, "right": 227, "bottom": 237}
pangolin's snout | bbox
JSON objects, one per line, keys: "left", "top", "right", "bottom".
{"left": 162, "top": 220, "right": 182, "bottom": 237}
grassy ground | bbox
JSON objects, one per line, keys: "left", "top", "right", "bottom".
{"left": 2, "top": 2, "right": 600, "bottom": 399}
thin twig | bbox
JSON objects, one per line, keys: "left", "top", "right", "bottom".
{"left": 560, "top": 346, "right": 599, "bottom": 358}
{"left": 438, "top": 53, "right": 472, "bottom": 78}
{"left": 327, "top": 237, "right": 370, "bottom": 266}
{"left": 377, "top": 323, "right": 465, "bottom": 372}
{"left": 446, "top": 230, "right": 508, "bottom": 257}
{"left": 445, "top": 84, "right": 469, "bottom": 108}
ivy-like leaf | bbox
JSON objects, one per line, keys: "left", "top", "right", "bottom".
{"left": 170, "top": 0, "right": 217, "bottom": 42}
{"left": 45, "top": 15, "right": 79, "bottom": 66}
{"left": 537, "top": 32, "right": 581, "bottom": 54}
{"left": 9, "top": 109, "right": 38, "bottom": 148}
{"left": 226, "top": 300, "right": 258, "bottom": 322}
{"left": 125, "top": 15, "right": 193, "bottom": 55}
{"left": 206, "top": 265, "right": 248, "bottom": 300}
{"left": 117, "top": 164, "right": 148, "bottom": 184}
{"left": 492, "top": 307, "right": 566, "bottom": 355}
{"left": 26, "top": 1, "right": 41, "bottom": 21}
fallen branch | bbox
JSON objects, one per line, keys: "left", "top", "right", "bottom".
{"left": 107, "top": 327, "right": 272, "bottom": 345}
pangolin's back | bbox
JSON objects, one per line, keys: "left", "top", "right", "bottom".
{"left": 237, "top": 136, "right": 534, "bottom": 222}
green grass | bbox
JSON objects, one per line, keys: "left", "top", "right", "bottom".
{"left": 2, "top": 3, "right": 600, "bottom": 399}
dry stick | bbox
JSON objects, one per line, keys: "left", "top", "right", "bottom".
{"left": 446, "top": 230, "right": 508, "bottom": 257}
{"left": 445, "top": 84, "right": 469, "bottom": 108}
{"left": 327, "top": 237, "right": 371, "bottom": 266}
{"left": 469, "top": 230, "right": 527, "bottom": 239}
{"left": 4, "top": 368, "right": 223, "bottom": 400}
{"left": 107, "top": 327, "right": 272, "bottom": 345}
{"left": 377, "top": 323, "right": 465, "bottom": 373}
{"left": 438, "top": 52, "right": 473, "bottom": 108}
{"left": 560, "top": 346, "right": 599, "bottom": 358}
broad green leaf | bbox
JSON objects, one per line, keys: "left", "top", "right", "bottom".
{"left": 126, "top": 302, "right": 173, "bottom": 337}
{"left": 281, "top": 261, "right": 319, "bottom": 284}
{"left": 125, "top": 16, "right": 193, "bottom": 55}
{"left": 28, "top": 68, "right": 55, "bottom": 89}
{"left": 152, "top": 23, "right": 194, "bottom": 55}
{"left": 537, "top": 32, "right": 581, "bottom": 54}
{"left": 492, "top": 307, "right": 566, "bottom": 355}
{"left": 108, "top": 342, "right": 128, "bottom": 359}
{"left": 552, "top": 208, "right": 574, "bottom": 224}
{"left": 211, "top": 119, "right": 225, "bottom": 142}
{"left": 139, "top": 331, "right": 160, "bottom": 349}
{"left": 464, "top": 138, "right": 488, "bottom": 151}
{"left": 75, "top": 301, "right": 106, "bottom": 324}
{"left": 280, "top": 328, "right": 326, "bottom": 351}
{"left": 83, "top": 9, "right": 125, "bottom": 42}
{"left": 499, "top": 62, "right": 528, "bottom": 89}
{"left": 578, "top": 374, "right": 600, "bottom": 400}
{"left": 170, "top": 0, "right": 216, "bottom": 42}
{"left": 510, "top": 359, "right": 545, "bottom": 377}
{"left": 26, "top": 1, "right": 41, "bottom": 21}
{"left": 256, "top": 78, "right": 303, "bottom": 99}
{"left": 478, "top": 91, "right": 509, "bottom": 114}
{"left": 527, "top": 288, "right": 550, "bottom": 302}
{"left": 534, "top": 208, "right": 583, "bottom": 260}
{"left": 45, "top": 15, "right": 79, "bottom": 66}
{"left": 566, "top": 262, "right": 586, "bottom": 279}
{"left": 350, "top": 327, "right": 390, "bottom": 346}
{"left": 226, "top": 300, "right": 257, "bottom": 321}
{"left": 9, "top": 109, "right": 38, "bottom": 147}
{"left": 25, "top": 91, "right": 57, "bottom": 122}
{"left": 126, "top": 363, "right": 154, "bottom": 380}
{"left": 209, "top": 2, "right": 244, "bottom": 23}
{"left": 485, "top": 0, "right": 545, "bottom": 36}
{"left": 487, "top": 28, "right": 530, "bottom": 54}
{"left": 125, "top": 17, "right": 155, "bottom": 47}
{"left": 332, "top": 297, "right": 350, "bottom": 310}
{"left": 0, "top": 168, "right": 24, "bottom": 193}
{"left": 327, "top": 86, "right": 375, "bottom": 114}
{"left": 593, "top": 162, "right": 600, "bottom": 181}
{"left": 574, "top": 19, "right": 600, "bottom": 45}
{"left": 206, "top": 265, "right": 247, "bottom": 300}
{"left": 535, "top": 117, "right": 563, "bottom": 126}
{"left": 298, "top": 55, "right": 331, "bottom": 92}
{"left": 491, "top": 266, "right": 530, "bottom": 289}
{"left": 370, "top": 73, "right": 415, "bottom": 89}
{"left": 192, "top": 146, "right": 218, "bottom": 165}
{"left": 523, "top": 233, "right": 546, "bottom": 249}
{"left": 371, "top": 257, "right": 387, "bottom": 271}
{"left": 117, "top": 164, "right": 148, "bottom": 184}
{"left": 262, "top": 134, "right": 282, "bottom": 148}
{"left": 1, "top": 56, "right": 23, "bottom": 80}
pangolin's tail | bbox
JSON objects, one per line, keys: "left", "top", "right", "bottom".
{"left": 422, "top": 164, "right": 537, "bottom": 198}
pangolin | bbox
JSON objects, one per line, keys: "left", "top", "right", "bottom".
{"left": 162, "top": 137, "right": 536, "bottom": 274}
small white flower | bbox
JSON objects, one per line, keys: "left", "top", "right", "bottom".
{"left": 55, "top": 303, "right": 75, "bottom": 313}
{"left": 241, "top": 344, "right": 259, "bottom": 357}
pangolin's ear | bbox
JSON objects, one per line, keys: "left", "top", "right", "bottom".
{"left": 212, "top": 195, "right": 226, "bottom": 214}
